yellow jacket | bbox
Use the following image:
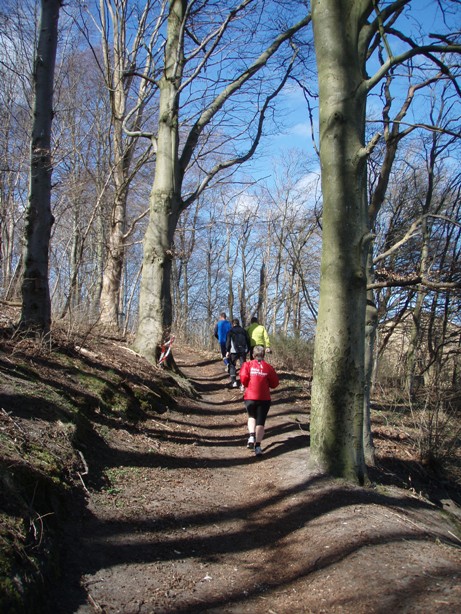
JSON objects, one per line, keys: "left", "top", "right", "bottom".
{"left": 246, "top": 323, "right": 270, "bottom": 348}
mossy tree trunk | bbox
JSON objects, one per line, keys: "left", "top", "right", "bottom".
{"left": 133, "top": 1, "right": 310, "bottom": 363}
{"left": 133, "top": 0, "right": 185, "bottom": 361}
{"left": 309, "top": 0, "right": 372, "bottom": 482}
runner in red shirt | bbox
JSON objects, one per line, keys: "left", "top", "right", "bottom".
{"left": 239, "top": 345, "right": 279, "bottom": 457}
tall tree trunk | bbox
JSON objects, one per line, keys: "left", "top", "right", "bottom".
{"left": 97, "top": 1, "right": 131, "bottom": 331}
{"left": 2, "top": 214, "right": 18, "bottom": 300}
{"left": 225, "top": 217, "right": 235, "bottom": 321}
{"left": 133, "top": 3, "right": 310, "bottom": 362}
{"left": 99, "top": 186, "right": 127, "bottom": 330}
{"left": 206, "top": 237, "right": 213, "bottom": 331}
{"left": 134, "top": 195, "right": 177, "bottom": 361}
{"left": 405, "top": 230, "right": 428, "bottom": 394}
{"left": 282, "top": 265, "right": 293, "bottom": 336}
{"left": 271, "top": 225, "right": 283, "bottom": 337}
{"left": 363, "top": 287, "right": 378, "bottom": 465}
{"left": 405, "top": 131, "right": 437, "bottom": 394}
{"left": 239, "top": 222, "right": 249, "bottom": 326}
{"left": 96, "top": 0, "right": 157, "bottom": 331}
{"left": 70, "top": 211, "right": 80, "bottom": 311}
{"left": 20, "top": 0, "right": 61, "bottom": 334}
{"left": 293, "top": 273, "right": 301, "bottom": 337}
{"left": 309, "top": 0, "right": 371, "bottom": 482}
{"left": 133, "top": 0, "right": 185, "bottom": 361}
{"left": 257, "top": 262, "right": 266, "bottom": 322}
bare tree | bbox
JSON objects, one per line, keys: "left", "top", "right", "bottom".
{"left": 361, "top": 67, "right": 455, "bottom": 464}
{"left": 20, "top": 0, "right": 62, "bottom": 334}
{"left": 0, "top": 49, "right": 30, "bottom": 300}
{"left": 261, "top": 153, "right": 320, "bottom": 338}
{"left": 77, "top": 0, "right": 161, "bottom": 331}
{"left": 133, "top": 1, "right": 311, "bottom": 363}
{"left": 309, "top": 0, "right": 460, "bottom": 481}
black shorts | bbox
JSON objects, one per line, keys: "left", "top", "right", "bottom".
{"left": 245, "top": 399, "right": 271, "bottom": 426}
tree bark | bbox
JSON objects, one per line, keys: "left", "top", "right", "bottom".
{"left": 257, "top": 262, "right": 266, "bottom": 322}
{"left": 133, "top": 0, "right": 185, "bottom": 361}
{"left": 363, "top": 292, "right": 378, "bottom": 464}
{"left": 99, "top": 188, "right": 127, "bottom": 329}
{"left": 133, "top": 3, "right": 311, "bottom": 362}
{"left": 309, "top": 0, "right": 372, "bottom": 482}
{"left": 20, "top": 0, "right": 62, "bottom": 334}
{"left": 96, "top": 0, "right": 158, "bottom": 331}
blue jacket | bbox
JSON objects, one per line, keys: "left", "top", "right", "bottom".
{"left": 214, "top": 319, "right": 231, "bottom": 343}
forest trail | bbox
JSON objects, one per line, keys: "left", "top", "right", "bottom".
{"left": 46, "top": 345, "right": 461, "bottom": 613}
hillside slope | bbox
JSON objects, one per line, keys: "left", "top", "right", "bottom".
{"left": 1, "top": 315, "right": 461, "bottom": 612}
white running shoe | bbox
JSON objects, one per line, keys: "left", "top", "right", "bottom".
{"left": 254, "top": 445, "right": 263, "bottom": 456}
{"left": 247, "top": 436, "right": 255, "bottom": 449}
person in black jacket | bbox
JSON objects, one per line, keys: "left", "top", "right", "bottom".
{"left": 225, "top": 319, "right": 250, "bottom": 388}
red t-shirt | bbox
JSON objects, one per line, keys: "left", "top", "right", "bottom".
{"left": 240, "top": 359, "right": 279, "bottom": 401}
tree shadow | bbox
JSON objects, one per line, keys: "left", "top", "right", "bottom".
{"left": 43, "top": 469, "right": 460, "bottom": 613}
{"left": 13, "top": 340, "right": 459, "bottom": 613}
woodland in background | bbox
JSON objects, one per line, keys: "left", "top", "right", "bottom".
{"left": 0, "top": 0, "right": 460, "bottom": 476}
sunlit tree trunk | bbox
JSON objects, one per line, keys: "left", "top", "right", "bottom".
{"left": 293, "top": 273, "right": 301, "bottom": 337}
{"left": 134, "top": 0, "right": 185, "bottom": 361}
{"left": 270, "top": 219, "right": 284, "bottom": 337}
{"left": 225, "top": 219, "right": 236, "bottom": 322}
{"left": 97, "top": 3, "right": 133, "bottom": 331}
{"left": 20, "top": 0, "right": 62, "bottom": 334}
{"left": 99, "top": 186, "right": 128, "bottom": 329}
{"left": 309, "top": 0, "right": 371, "bottom": 482}
{"left": 206, "top": 234, "right": 214, "bottom": 330}
{"left": 133, "top": 2, "right": 310, "bottom": 363}
{"left": 283, "top": 264, "right": 295, "bottom": 336}
{"left": 96, "top": 0, "right": 157, "bottom": 331}
{"left": 238, "top": 216, "right": 251, "bottom": 325}
{"left": 257, "top": 262, "right": 266, "bottom": 322}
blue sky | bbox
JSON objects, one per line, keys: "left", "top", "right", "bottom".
{"left": 244, "top": 0, "right": 460, "bottom": 184}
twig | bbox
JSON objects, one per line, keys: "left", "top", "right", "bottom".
{"left": 150, "top": 418, "right": 175, "bottom": 431}
{"left": 387, "top": 506, "right": 461, "bottom": 547}
{"left": 77, "top": 450, "right": 89, "bottom": 475}
{"left": 30, "top": 512, "right": 55, "bottom": 548}
{"left": 448, "top": 531, "right": 461, "bottom": 545}
{"left": 77, "top": 472, "right": 90, "bottom": 495}
{"left": 87, "top": 592, "right": 103, "bottom": 612}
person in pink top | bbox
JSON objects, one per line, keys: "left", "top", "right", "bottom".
{"left": 239, "top": 345, "right": 279, "bottom": 457}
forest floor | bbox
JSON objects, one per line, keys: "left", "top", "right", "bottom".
{"left": 40, "top": 343, "right": 461, "bottom": 613}
{"left": 1, "top": 309, "right": 461, "bottom": 614}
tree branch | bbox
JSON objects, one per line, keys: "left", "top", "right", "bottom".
{"left": 181, "top": 50, "right": 298, "bottom": 210}
{"left": 179, "top": 13, "right": 311, "bottom": 175}
{"left": 363, "top": 41, "right": 461, "bottom": 94}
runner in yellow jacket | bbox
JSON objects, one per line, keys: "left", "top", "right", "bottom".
{"left": 246, "top": 316, "right": 271, "bottom": 359}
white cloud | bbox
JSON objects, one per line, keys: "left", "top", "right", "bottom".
{"left": 289, "top": 122, "right": 310, "bottom": 138}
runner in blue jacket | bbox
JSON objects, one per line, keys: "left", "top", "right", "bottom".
{"left": 214, "top": 313, "right": 231, "bottom": 368}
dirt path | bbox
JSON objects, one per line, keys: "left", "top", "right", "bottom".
{"left": 47, "top": 347, "right": 461, "bottom": 613}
